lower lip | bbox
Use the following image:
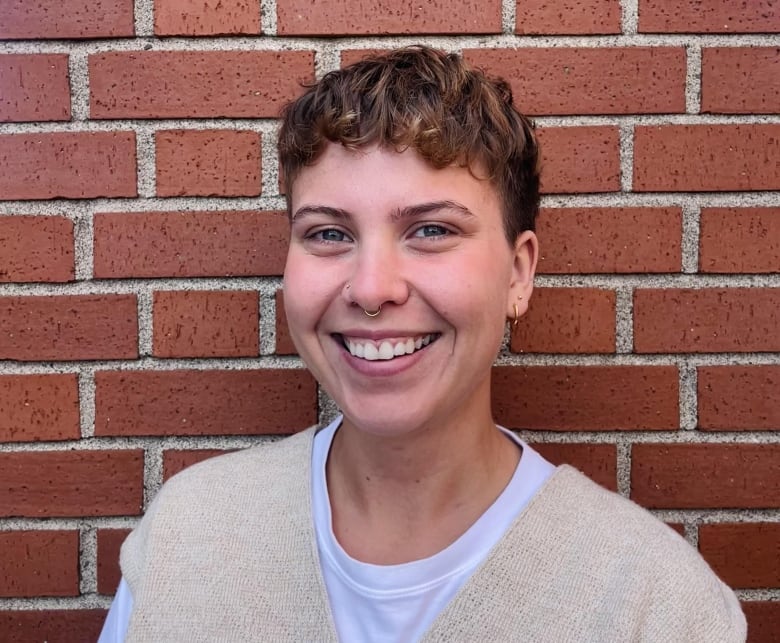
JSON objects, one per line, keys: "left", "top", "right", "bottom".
{"left": 338, "top": 338, "right": 436, "bottom": 377}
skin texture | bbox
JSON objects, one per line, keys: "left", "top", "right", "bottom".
{"left": 283, "top": 143, "right": 538, "bottom": 563}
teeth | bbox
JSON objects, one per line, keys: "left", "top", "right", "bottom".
{"left": 344, "top": 334, "right": 436, "bottom": 361}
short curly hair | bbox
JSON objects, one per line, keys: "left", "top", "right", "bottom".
{"left": 278, "top": 45, "right": 540, "bottom": 241}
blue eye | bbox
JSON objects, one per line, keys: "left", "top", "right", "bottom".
{"left": 312, "top": 228, "right": 349, "bottom": 242}
{"left": 414, "top": 224, "right": 449, "bottom": 238}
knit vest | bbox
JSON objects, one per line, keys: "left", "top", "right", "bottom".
{"left": 121, "top": 428, "right": 745, "bottom": 642}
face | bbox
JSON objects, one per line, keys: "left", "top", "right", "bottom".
{"left": 283, "top": 144, "right": 537, "bottom": 438}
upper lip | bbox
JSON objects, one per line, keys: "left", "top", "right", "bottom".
{"left": 334, "top": 330, "right": 437, "bottom": 341}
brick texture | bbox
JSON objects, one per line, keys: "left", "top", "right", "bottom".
{"left": 0, "top": 132, "right": 137, "bottom": 200}
{"left": 699, "top": 207, "right": 780, "bottom": 273}
{"left": 97, "top": 529, "right": 131, "bottom": 595}
{"left": 492, "top": 366, "right": 679, "bottom": 430}
{"left": 634, "top": 288, "right": 780, "bottom": 353}
{"left": 529, "top": 443, "right": 617, "bottom": 491}
{"left": 93, "top": 210, "right": 289, "bottom": 278}
{"left": 536, "top": 207, "right": 682, "bottom": 273}
{"left": 633, "top": 125, "right": 780, "bottom": 192}
{"left": 277, "top": 0, "right": 501, "bottom": 35}
{"left": 515, "top": 0, "right": 620, "bottom": 34}
{"left": 743, "top": 602, "right": 780, "bottom": 643}
{"left": 0, "top": 374, "right": 80, "bottom": 442}
{"left": 275, "top": 290, "right": 297, "bottom": 355}
{"left": 699, "top": 523, "right": 780, "bottom": 589}
{"left": 631, "top": 444, "right": 780, "bottom": 509}
{"left": 0, "top": 450, "right": 144, "bottom": 517}
{"left": 155, "top": 0, "right": 261, "bottom": 35}
{"left": 0, "top": 54, "right": 70, "bottom": 122}
{"left": 0, "top": 216, "right": 75, "bottom": 283}
{"left": 155, "top": 130, "right": 261, "bottom": 197}
{"left": 163, "top": 449, "right": 232, "bottom": 480}
{"left": 698, "top": 366, "right": 780, "bottom": 431}
{"left": 0, "top": 610, "right": 107, "bottom": 643}
{"left": 153, "top": 290, "right": 259, "bottom": 358}
{"left": 511, "top": 287, "right": 616, "bottom": 353}
{"left": 94, "top": 369, "right": 317, "bottom": 436}
{"left": 702, "top": 48, "right": 780, "bottom": 114}
{"left": 638, "top": 0, "right": 780, "bottom": 34}
{"left": 90, "top": 51, "right": 314, "bottom": 119}
{"left": 0, "top": 0, "right": 134, "bottom": 39}
{"left": 537, "top": 127, "right": 620, "bottom": 193}
{"left": 465, "top": 48, "right": 685, "bottom": 115}
{"left": 0, "top": 295, "right": 138, "bottom": 361}
{"left": 0, "top": 531, "right": 79, "bottom": 597}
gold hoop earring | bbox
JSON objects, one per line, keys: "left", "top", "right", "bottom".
{"left": 512, "top": 303, "right": 520, "bottom": 328}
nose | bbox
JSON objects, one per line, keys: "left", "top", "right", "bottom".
{"left": 343, "top": 242, "right": 410, "bottom": 313}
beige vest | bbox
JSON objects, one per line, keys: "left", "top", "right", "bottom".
{"left": 121, "top": 428, "right": 745, "bottom": 642}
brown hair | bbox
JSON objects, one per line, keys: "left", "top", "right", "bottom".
{"left": 278, "top": 45, "right": 540, "bottom": 240}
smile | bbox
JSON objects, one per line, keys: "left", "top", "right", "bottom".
{"left": 340, "top": 334, "right": 439, "bottom": 361}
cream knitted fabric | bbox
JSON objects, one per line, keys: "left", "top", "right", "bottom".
{"left": 121, "top": 428, "right": 746, "bottom": 642}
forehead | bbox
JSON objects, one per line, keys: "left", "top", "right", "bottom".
{"left": 290, "top": 143, "right": 501, "bottom": 217}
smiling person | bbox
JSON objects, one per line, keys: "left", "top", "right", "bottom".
{"left": 100, "top": 47, "right": 745, "bottom": 642}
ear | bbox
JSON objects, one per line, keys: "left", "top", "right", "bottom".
{"left": 506, "top": 230, "right": 538, "bottom": 320}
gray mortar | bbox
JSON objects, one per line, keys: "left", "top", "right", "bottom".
{"left": 68, "top": 51, "right": 90, "bottom": 121}
{"left": 143, "top": 445, "right": 164, "bottom": 509}
{"left": 261, "top": 120, "right": 282, "bottom": 198}
{"left": 135, "top": 126, "right": 157, "bottom": 199}
{"left": 686, "top": 44, "right": 702, "bottom": 114}
{"left": 135, "top": 0, "right": 155, "bottom": 38}
{"left": 501, "top": 0, "right": 516, "bottom": 35}
{"left": 615, "top": 441, "right": 632, "bottom": 497}
{"left": 619, "top": 122, "right": 634, "bottom": 192}
{"left": 79, "top": 527, "right": 98, "bottom": 594}
{"left": 681, "top": 201, "right": 701, "bottom": 274}
{"left": 615, "top": 286, "right": 634, "bottom": 354}
{"left": 315, "top": 48, "right": 342, "bottom": 79}
{"left": 78, "top": 369, "right": 97, "bottom": 438}
{"left": 73, "top": 211, "right": 94, "bottom": 281}
{"left": 261, "top": 0, "right": 277, "bottom": 36}
{"left": 137, "top": 290, "right": 154, "bottom": 357}
{"left": 318, "top": 388, "right": 341, "bottom": 426}
{"left": 621, "top": 0, "right": 639, "bottom": 35}
{"left": 259, "top": 291, "right": 277, "bottom": 355}
{"left": 678, "top": 362, "right": 698, "bottom": 431}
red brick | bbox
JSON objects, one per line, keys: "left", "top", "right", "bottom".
{"left": 511, "top": 287, "right": 615, "bottom": 353}
{"left": 743, "top": 602, "right": 780, "bottom": 643}
{"left": 536, "top": 207, "right": 682, "bottom": 274}
{"left": 275, "top": 289, "right": 297, "bottom": 355}
{"left": 634, "top": 288, "right": 780, "bottom": 353}
{"left": 0, "top": 54, "right": 70, "bottom": 122}
{"left": 702, "top": 48, "right": 780, "bottom": 114}
{"left": 0, "top": 610, "right": 107, "bottom": 643}
{"left": 631, "top": 444, "right": 780, "bottom": 509}
{"left": 465, "top": 48, "right": 685, "bottom": 116}
{"left": 698, "top": 366, "right": 780, "bottom": 431}
{"left": 155, "top": 130, "right": 261, "bottom": 197}
{"left": 639, "top": 0, "right": 780, "bottom": 34}
{"left": 0, "top": 374, "right": 80, "bottom": 442}
{"left": 0, "top": 132, "right": 137, "bottom": 200}
{"left": 492, "top": 366, "right": 679, "bottom": 430}
{"left": 0, "top": 450, "right": 144, "bottom": 517}
{"left": 0, "top": 216, "right": 74, "bottom": 283}
{"left": 155, "top": 0, "right": 261, "bottom": 35}
{"left": 537, "top": 127, "right": 620, "bottom": 194}
{"left": 95, "top": 369, "right": 317, "bottom": 436}
{"left": 90, "top": 51, "right": 314, "bottom": 119}
{"left": 97, "top": 529, "right": 130, "bottom": 594}
{"left": 0, "top": 531, "right": 78, "bottom": 597}
{"left": 529, "top": 442, "right": 617, "bottom": 490}
{"left": 163, "top": 449, "right": 233, "bottom": 480}
{"left": 94, "top": 210, "right": 288, "bottom": 279}
{"left": 153, "top": 290, "right": 259, "bottom": 358}
{"left": 667, "top": 523, "right": 685, "bottom": 536}
{"left": 699, "top": 523, "right": 780, "bottom": 588}
{"left": 0, "top": 0, "right": 134, "bottom": 39}
{"left": 700, "top": 207, "right": 780, "bottom": 273}
{"left": 633, "top": 124, "right": 780, "bottom": 192}
{"left": 277, "top": 0, "right": 501, "bottom": 35}
{"left": 0, "top": 295, "right": 138, "bottom": 361}
{"left": 515, "top": 0, "right": 620, "bottom": 34}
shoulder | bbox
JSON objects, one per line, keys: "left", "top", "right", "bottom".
{"left": 520, "top": 466, "right": 746, "bottom": 641}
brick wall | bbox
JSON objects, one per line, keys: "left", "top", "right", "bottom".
{"left": 0, "top": 0, "right": 778, "bottom": 639}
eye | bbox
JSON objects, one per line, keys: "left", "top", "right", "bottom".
{"left": 309, "top": 228, "right": 351, "bottom": 243}
{"left": 412, "top": 224, "right": 450, "bottom": 238}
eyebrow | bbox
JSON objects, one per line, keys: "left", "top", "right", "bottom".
{"left": 291, "top": 200, "right": 476, "bottom": 223}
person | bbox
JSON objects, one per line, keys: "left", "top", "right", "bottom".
{"left": 99, "top": 46, "right": 745, "bottom": 642}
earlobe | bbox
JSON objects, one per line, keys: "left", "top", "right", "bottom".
{"left": 506, "top": 230, "right": 538, "bottom": 320}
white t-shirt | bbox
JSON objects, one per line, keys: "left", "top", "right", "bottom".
{"left": 99, "top": 418, "right": 554, "bottom": 642}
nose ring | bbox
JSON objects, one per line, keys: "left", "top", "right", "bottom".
{"left": 364, "top": 306, "right": 381, "bottom": 317}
